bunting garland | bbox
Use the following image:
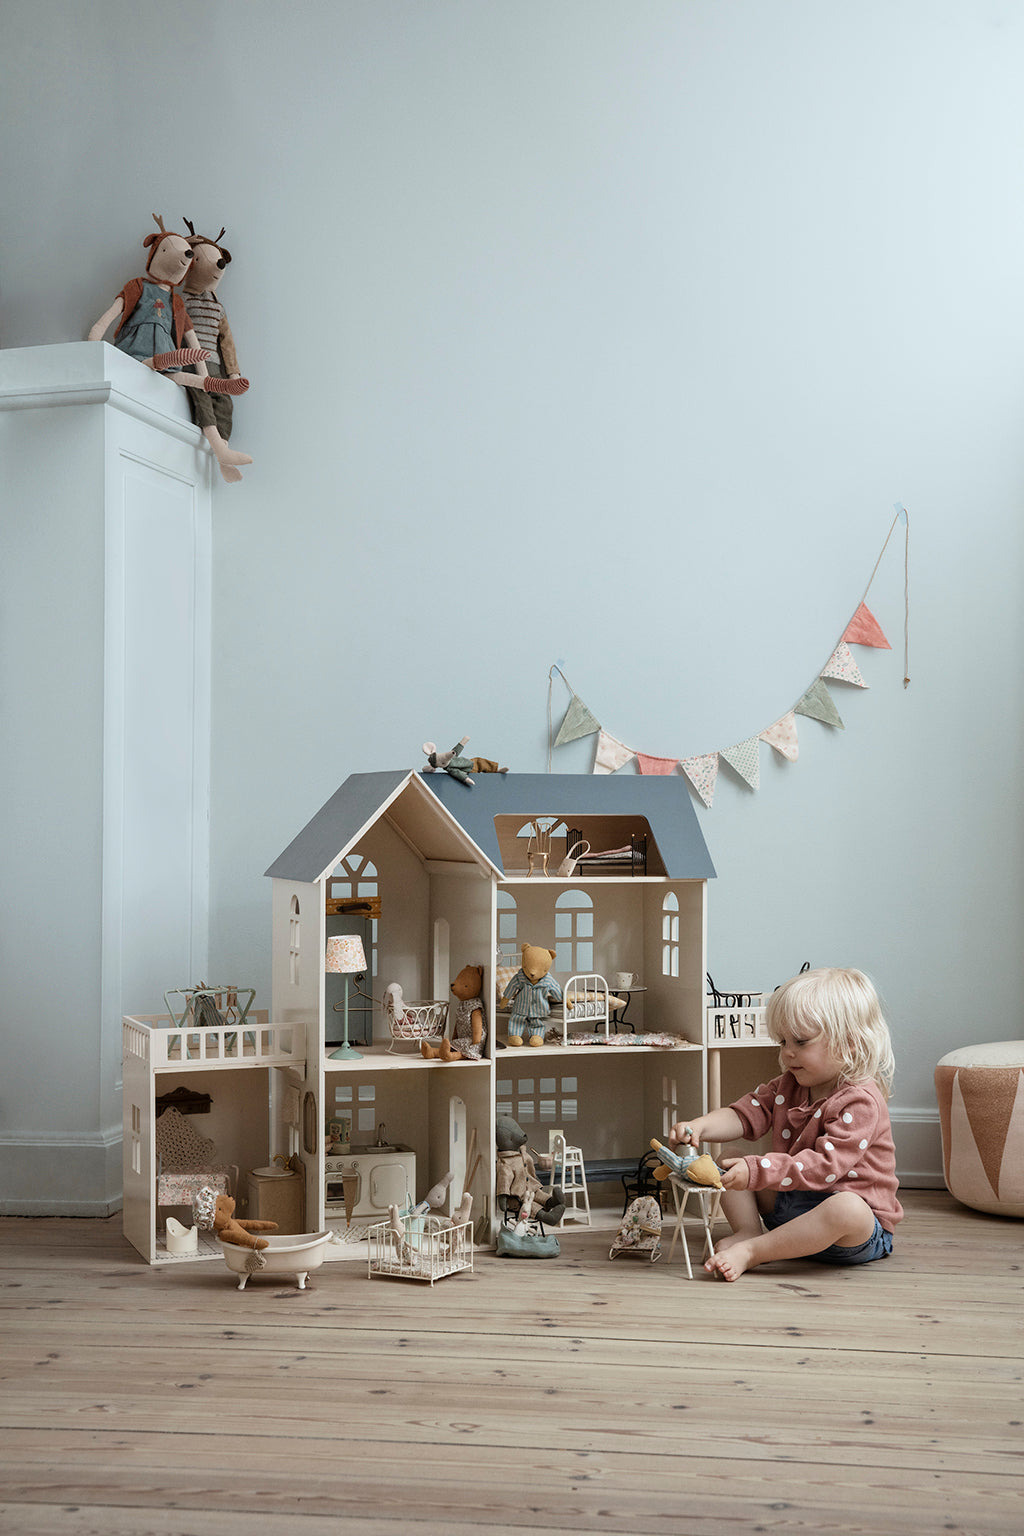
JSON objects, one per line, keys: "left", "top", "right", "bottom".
{"left": 547, "top": 507, "right": 911, "bottom": 806}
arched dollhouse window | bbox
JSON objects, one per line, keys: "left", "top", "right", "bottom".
{"left": 662, "top": 892, "right": 679, "bottom": 978}
{"left": 329, "top": 855, "right": 378, "bottom": 978}
{"left": 555, "top": 890, "right": 593, "bottom": 974}
{"left": 289, "top": 895, "right": 300, "bottom": 987}
{"left": 496, "top": 889, "right": 518, "bottom": 957}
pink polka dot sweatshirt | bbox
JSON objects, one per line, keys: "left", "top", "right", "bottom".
{"left": 729, "top": 1072, "right": 903, "bottom": 1233}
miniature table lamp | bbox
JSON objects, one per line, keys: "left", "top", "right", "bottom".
{"left": 325, "top": 935, "right": 366, "bottom": 1060}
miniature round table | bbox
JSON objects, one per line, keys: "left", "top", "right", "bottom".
{"left": 613, "top": 986, "right": 647, "bottom": 1032}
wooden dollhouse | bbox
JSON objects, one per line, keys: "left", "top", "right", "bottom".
{"left": 124, "top": 769, "right": 779, "bottom": 1262}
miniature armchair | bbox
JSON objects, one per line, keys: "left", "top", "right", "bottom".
{"left": 154, "top": 1106, "right": 238, "bottom": 1209}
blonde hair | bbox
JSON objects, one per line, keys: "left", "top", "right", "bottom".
{"left": 765, "top": 967, "right": 895, "bottom": 1099}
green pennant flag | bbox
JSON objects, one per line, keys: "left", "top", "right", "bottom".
{"left": 795, "top": 678, "right": 844, "bottom": 730}
{"left": 554, "top": 693, "right": 601, "bottom": 747}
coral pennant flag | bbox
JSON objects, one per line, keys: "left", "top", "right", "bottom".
{"left": 720, "top": 737, "right": 761, "bottom": 791}
{"left": 681, "top": 753, "right": 718, "bottom": 808}
{"left": 760, "top": 712, "right": 799, "bottom": 761}
{"left": 636, "top": 753, "right": 679, "bottom": 775}
{"left": 593, "top": 730, "right": 635, "bottom": 774}
{"left": 843, "top": 602, "right": 891, "bottom": 649}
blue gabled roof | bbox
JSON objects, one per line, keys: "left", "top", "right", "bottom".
{"left": 266, "top": 768, "right": 715, "bottom": 884}
{"left": 422, "top": 771, "right": 715, "bottom": 879}
{"left": 265, "top": 770, "right": 414, "bottom": 883}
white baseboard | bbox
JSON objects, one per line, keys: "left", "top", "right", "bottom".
{"left": 890, "top": 1106, "right": 944, "bottom": 1189}
{"left": 0, "top": 1128, "right": 124, "bottom": 1216}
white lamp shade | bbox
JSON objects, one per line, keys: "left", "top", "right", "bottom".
{"left": 325, "top": 935, "right": 366, "bottom": 974}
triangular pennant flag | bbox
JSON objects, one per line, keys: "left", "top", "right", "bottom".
{"left": 554, "top": 693, "right": 601, "bottom": 747}
{"left": 760, "top": 712, "right": 799, "bottom": 761}
{"left": 843, "top": 602, "right": 891, "bottom": 650}
{"left": 680, "top": 753, "right": 718, "bottom": 808}
{"left": 593, "top": 730, "right": 635, "bottom": 775}
{"left": 636, "top": 753, "right": 679, "bottom": 775}
{"left": 795, "top": 678, "right": 845, "bottom": 730}
{"left": 720, "top": 736, "right": 761, "bottom": 791}
{"left": 821, "top": 641, "right": 868, "bottom": 688}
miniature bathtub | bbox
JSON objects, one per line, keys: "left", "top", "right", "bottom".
{"left": 217, "top": 1230, "right": 332, "bottom": 1290}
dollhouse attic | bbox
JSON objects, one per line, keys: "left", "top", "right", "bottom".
{"left": 266, "top": 769, "right": 717, "bottom": 885}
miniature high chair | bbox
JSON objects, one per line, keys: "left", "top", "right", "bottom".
{"left": 549, "top": 1132, "right": 591, "bottom": 1226}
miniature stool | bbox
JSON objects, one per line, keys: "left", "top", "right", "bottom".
{"left": 935, "top": 1040, "right": 1024, "bottom": 1217}
{"left": 550, "top": 1133, "right": 591, "bottom": 1226}
{"left": 667, "top": 1175, "right": 723, "bottom": 1279}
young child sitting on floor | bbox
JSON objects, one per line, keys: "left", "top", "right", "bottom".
{"left": 669, "top": 966, "right": 902, "bottom": 1281}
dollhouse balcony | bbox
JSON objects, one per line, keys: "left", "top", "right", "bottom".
{"left": 123, "top": 1013, "right": 303, "bottom": 1071}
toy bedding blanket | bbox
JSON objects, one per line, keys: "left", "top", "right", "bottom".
{"left": 546, "top": 1030, "right": 680, "bottom": 1048}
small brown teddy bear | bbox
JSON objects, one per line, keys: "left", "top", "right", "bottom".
{"left": 503, "top": 943, "right": 563, "bottom": 1047}
{"left": 421, "top": 964, "right": 487, "bottom": 1061}
{"left": 212, "top": 1193, "right": 278, "bottom": 1251}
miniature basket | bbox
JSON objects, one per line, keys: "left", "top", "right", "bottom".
{"left": 382, "top": 993, "right": 449, "bottom": 1052}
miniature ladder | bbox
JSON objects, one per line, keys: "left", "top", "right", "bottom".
{"left": 550, "top": 1132, "right": 591, "bottom": 1226}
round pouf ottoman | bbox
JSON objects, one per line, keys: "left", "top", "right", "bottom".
{"left": 935, "top": 1041, "right": 1024, "bottom": 1218}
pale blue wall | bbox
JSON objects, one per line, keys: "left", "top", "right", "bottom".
{"left": 3, "top": 1, "right": 1023, "bottom": 1175}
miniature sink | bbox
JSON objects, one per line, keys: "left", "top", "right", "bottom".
{"left": 250, "top": 1166, "right": 292, "bottom": 1177}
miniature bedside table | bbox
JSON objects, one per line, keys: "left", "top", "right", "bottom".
{"left": 666, "top": 1174, "right": 724, "bottom": 1280}
{"left": 613, "top": 986, "right": 646, "bottom": 1032}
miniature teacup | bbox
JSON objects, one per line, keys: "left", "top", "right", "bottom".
{"left": 615, "top": 972, "right": 638, "bottom": 990}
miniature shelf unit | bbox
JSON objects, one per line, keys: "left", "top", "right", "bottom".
{"left": 123, "top": 770, "right": 779, "bottom": 1262}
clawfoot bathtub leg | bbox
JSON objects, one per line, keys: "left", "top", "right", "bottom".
{"left": 236, "top": 1274, "right": 248, "bottom": 1291}
{"left": 296, "top": 1271, "right": 309, "bottom": 1289}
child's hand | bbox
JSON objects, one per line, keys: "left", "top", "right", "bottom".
{"left": 720, "top": 1157, "right": 750, "bottom": 1191}
{"left": 667, "top": 1118, "right": 702, "bottom": 1149}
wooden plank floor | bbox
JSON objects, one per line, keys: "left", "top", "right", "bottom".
{"left": 0, "top": 1191, "right": 1021, "bottom": 1535}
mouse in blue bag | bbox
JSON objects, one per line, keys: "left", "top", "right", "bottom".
{"left": 495, "top": 1116, "right": 564, "bottom": 1255}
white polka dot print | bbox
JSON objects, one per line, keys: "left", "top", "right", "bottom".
{"left": 824, "top": 1141, "right": 834, "bottom": 1152}
{"left": 858, "top": 1139, "right": 868, "bottom": 1150}
{"left": 795, "top": 1162, "right": 804, "bottom": 1171}
{"left": 842, "top": 1112, "right": 853, "bottom": 1123}
{"left": 781, "top": 1177, "right": 792, "bottom": 1187}
{"left": 782, "top": 1129, "right": 791, "bottom": 1139}
{"left": 751, "top": 1098, "right": 760, "bottom": 1108}
{"left": 775, "top": 1095, "right": 785, "bottom": 1105}
{"left": 760, "top": 1158, "right": 772, "bottom": 1168}
{"left": 825, "top": 1173, "right": 836, "bottom": 1183}
{"left": 814, "top": 1109, "right": 821, "bottom": 1119}
{"left": 849, "top": 1170, "right": 858, "bottom": 1178}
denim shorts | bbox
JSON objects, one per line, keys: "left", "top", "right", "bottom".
{"left": 762, "top": 1190, "right": 893, "bottom": 1266}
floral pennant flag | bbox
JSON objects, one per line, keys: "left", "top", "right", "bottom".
{"left": 593, "top": 730, "right": 635, "bottom": 775}
{"left": 843, "top": 602, "right": 891, "bottom": 650}
{"left": 554, "top": 692, "right": 602, "bottom": 747}
{"left": 680, "top": 753, "right": 718, "bottom": 808}
{"left": 760, "top": 712, "right": 799, "bottom": 761}
{"left": 636, "top": 752, "right": 680, "bottom": 775}
{"left": 821, "top": 641, "right": 868, "bottom": 688}
{"left": 795, "top": 678, "right": 844, "bottom": 730}
{"left": 720, "top": 736, "right": 761, "bottom": 791}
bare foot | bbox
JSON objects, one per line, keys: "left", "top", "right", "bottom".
{"left": 705, "top": 1239, "right": 761, "bottom": 1281}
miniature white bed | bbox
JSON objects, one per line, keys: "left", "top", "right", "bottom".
{"left": 217, "top": 1230, "right": 332, "bottom": 1290}
{"left": 559, "top": 974, "right": 626, "bottom": 1045}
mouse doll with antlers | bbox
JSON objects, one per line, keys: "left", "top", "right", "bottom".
{"left": 88, "top": 216, "right": 249, "bottom": 437}
{"left": 178, "top": 219, "right": 253, "bottom": 482}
